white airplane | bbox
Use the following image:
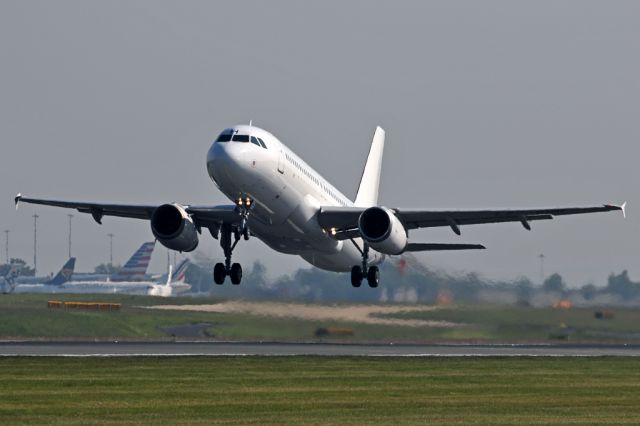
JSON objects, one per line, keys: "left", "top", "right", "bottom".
{"left": 13, "top": 257, "right": 76, "bottom": 289}
{"left": 15, "top": 125, "right": 625, "bottom": 288}
{"left": 49, "top": 259, "right": 192, "bottom": 297}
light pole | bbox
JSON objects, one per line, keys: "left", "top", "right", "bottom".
{"left": 539, "top": 253, "right": 545, "bottom": 285}
{"left": 33, "top": 214, "right": 39, "bottom": 276}
{"left": 3, "top": 230, "right": 8, "bottom": 264}
{"left": 67, "top": 214, "right": 73, "bottom": 258}
{"left": 107, "top": 233, "right": 114, "bottom": 266}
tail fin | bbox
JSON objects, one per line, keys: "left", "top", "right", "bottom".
{"left": 46, "top": 257, "right": 76, "bottom": 286}
{"left": 172, "top": 259, "right": 190, "bottom": 284}
{"left": 354, "top": 126, "right": 385, "bottom": 207}
{"left": 110, "top": 241, "right": 156, "bottom": 282}
{"left": 165, "top": 265, "right": 173, "bottom": 287}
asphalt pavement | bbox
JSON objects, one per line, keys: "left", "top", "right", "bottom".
{"left": 1, "top": 341, "right": 640, "bottom": 356}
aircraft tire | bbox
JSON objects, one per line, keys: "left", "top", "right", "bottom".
{"left": 367, "top": 266, "right": 379, "bottom": 288}
{"left": 351, "top": 266, "right": 363, "bottom": 287}
{"left": 230, "top": 263, "right": 242, "bottom": 285}
{"left": 213, "top": 263, "right": 226, "bottom": 285}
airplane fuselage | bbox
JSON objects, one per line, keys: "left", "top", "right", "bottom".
{"left": 206, "top": 125, "right": 384, "bottom": 272}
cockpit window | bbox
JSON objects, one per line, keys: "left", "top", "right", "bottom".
{"left": 250, "top": 136, "right": 262, "bottom": 147}
{"left": 257, "top": 137, "right": 267, "bottom": 149}
{"left": 216, "top": 132, "right": 232, "bottom": 142}
{"left": 232, "top": 134, "right": 250, "bottom": 142}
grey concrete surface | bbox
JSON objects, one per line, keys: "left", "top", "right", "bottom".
{"left": 1, "top": 342, "right": 640, "bottom": 357}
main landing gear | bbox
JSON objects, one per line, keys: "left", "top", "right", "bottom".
{"left": 213, "top": 195, "right": 253, "bottom": 285}
{"left": 350, "top": 242, "right": 379, "bottom": 288}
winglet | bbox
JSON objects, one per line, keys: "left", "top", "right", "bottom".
{"left": 604, "top": 201, "right": 627, "bottom": 219}
{"left": 14, "top": 193, "right": 21, "bottom": 210}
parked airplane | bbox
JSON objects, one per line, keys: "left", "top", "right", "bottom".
{"left": 58, "top": 259, "right": 191, "bottom": 297}
{"left": 70, "top": 241, "right": 156, "bottom": 282}
{"left": 11, "top": 258, "right": 76, "bottom": 293}
{"left": 16, "top": 258, "right": 76, "bottom": 285}
{"left": 0, "top": 263, "right": 22, "bottom": 294}
{"left": 15, "top": 125, "right": 625, "bottom": 288}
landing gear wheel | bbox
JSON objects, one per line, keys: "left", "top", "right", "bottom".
{"left": 213, "top": 263, "right": 226, "bottom": 285}
{"left": 230, "top": 263, "right": 243, "bottom": 285}
{"left": 242, "top": 226, "right": 250, "bottom": 241}
{"left": 351, "top": 265, "right": 363, "bottom": 287}
{"left": 367, "top": 266, "right": 379, "bottom": 288}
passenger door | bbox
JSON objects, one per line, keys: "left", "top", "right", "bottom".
{"left": 277, "top": 149, "right": 285, "bottom": 174}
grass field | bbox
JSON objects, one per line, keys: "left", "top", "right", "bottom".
{"left": 1, "top": 293, "right": 640, "bottom": 343}
{"left": 0, "top": 357, "right": 639, "bottom": 425}
{"left": 376, "top": 304, "right": 640, "bottom": 341}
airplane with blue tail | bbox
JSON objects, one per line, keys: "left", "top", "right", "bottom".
{"left": 10, "top": 258, "right": 76, "bottom": 293}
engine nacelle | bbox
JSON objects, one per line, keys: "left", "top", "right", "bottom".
{"left": 358, "top": 207, "right": 408, "bottom": 255}
{"left": 150, "top": 204, "right": 199, "bottom": 252}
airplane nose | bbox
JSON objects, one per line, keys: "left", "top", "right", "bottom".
{"left": 206, "top": 141, "right": 253, "bottom": 185}
{"left": 207, "top": 142, "right": 231, "bottom": 180}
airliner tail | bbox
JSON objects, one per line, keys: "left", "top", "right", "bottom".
{"left": 354, "top": 126, "right": 385, "bottom": 207}
{"left": 111, "top": 241, "right": 156, "bottom": 281}
{"left": 46, "top": 257, "right": 76, "bottom": 286}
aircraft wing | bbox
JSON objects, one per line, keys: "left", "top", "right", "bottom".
{"left": 14, "top": 194, "right": 240, "bottom": 228}
{"left": 318, "top": 203, "right": 626, "bottom": 236}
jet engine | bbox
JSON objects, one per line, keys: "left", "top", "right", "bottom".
{"left": 150, "top": 204, "right": 199, "bottom": 252}
{"left": 358, "top": 207, "right": 408, "bottom": 255}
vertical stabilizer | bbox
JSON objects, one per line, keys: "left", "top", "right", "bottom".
{"left": 354, "top": 126, "right": 385, "bottom": 207}
{"left": 172, "top": 259, "right": 190, "bottom": 284}
{"left": 111, "top": 241, "right": 156, "bottom": 282}
{"left": 46, "top": 258, "right": 76, "bottom": 286}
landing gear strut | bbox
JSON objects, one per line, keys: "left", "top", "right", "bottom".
{"left": 213, "top": 195, "right": 253, "bottom": 285}
{"left": 213, "top": 223, "right": 243, "bottom": 285}
{"left": 350, "top": 241, "right": 379, "bottom": 288}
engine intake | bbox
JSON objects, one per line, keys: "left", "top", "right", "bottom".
{"left": 358, "top": 207, "right": 407, "bottom": 255}
{"left": 151, "top": 204, "right": 199, "bottom": 252}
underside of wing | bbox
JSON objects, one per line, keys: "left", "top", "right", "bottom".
{"left": 15, "top": 195, "right": 156, "bottom": 223}
{"left": 14, "top": 194, "right": 240, "bottom": 228}
{"left": 318, "top": 203, "right": 624, "bottom": 235}
{"left": 396, "top": 204, "right": 624, "bottom": 232}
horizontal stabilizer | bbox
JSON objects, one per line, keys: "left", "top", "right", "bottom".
{"left": 405, "top": 243, "right": 486, "bottom": 252}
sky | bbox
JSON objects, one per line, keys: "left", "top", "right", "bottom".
{"left": 0, "top": 1, "right": 637, "bottom": 287}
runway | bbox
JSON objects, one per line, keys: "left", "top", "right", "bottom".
{"left": 1, "top": 341, "right": 640, "bottom": 357}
